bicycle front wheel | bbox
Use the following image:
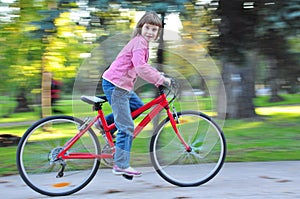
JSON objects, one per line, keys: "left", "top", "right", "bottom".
{"left": 16, "top": 115, "right": 101, "bottom": 196}
{"left": 150, "top": 111, "right": 226, "bottom": 187}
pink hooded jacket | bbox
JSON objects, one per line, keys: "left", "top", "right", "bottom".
{"left": 102, "top": 35, "right": 165, "bottom": 91}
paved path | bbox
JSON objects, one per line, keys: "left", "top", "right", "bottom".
{"left": 1, "top": 161, "right": 299, "bottom": 199}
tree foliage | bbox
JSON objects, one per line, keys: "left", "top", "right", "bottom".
{"left": 200, "top": 0, "right": 300, "bottom": 118}
{"left": 1, "top": 0, "right": 299, "bottom": 118}
{"left": 256, "top": 0, "right": 300, "bottom": 95}
{"left": 0, "top": 0, "right": 95, "bottom": 113}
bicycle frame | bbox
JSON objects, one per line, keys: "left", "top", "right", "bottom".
{"left": 57, "top": 91, "right": 191, "bottom": 161}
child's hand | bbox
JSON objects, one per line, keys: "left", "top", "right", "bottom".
{"left": 163, "top": 77, "right": 172, "bottom": 87}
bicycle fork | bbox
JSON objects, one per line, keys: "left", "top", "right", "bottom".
{"left": 166, "top": 107, "right": 192, "bottom": 152}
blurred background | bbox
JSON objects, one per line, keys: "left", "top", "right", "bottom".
{"left": 0, "top": 0, "right": 299, "bottom": 175}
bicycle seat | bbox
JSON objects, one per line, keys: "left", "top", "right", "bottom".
{"left": 80, "top": 95, "right": 108, "bottom": 105}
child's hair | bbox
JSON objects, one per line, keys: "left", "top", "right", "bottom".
{"left": 132, "top": 11, "right": 162, "bottom": 40}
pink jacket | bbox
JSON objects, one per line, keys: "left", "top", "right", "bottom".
{"left": 102, "top": 35, "right": 165, "bottom": 91}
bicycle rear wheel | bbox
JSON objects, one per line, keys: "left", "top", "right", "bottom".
{"left": 150, "top": 111, "right": 226, "bottom": 187}
{"left": 16, "top": 115, "right": 101, "bottom": 196}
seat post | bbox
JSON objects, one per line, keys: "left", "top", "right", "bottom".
{"left": 94, "top": 102, "right": 102, "bottom": 111}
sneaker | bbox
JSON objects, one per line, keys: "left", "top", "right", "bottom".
{"left": 112, "top": 165, "right": 142, "bottom": 177}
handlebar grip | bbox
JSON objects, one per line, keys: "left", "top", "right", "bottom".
{"left": 158, "top": 85, "right": 165, "bottom": 90}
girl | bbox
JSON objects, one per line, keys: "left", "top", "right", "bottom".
{"left": 102, "top": 11, "right": 171, "bottom": 177}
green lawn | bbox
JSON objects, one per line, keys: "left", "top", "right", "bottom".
{"left": 0, "top": 94, "right": 299, "bottom": 176}
{"left": 225, "top": 105, "right": 300, "bottom": 162}
{"left": 254, "top": 93, "right": 300, "bottom": 107}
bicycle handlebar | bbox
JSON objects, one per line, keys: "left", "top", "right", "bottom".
{"left": 158, "top": 75, "right": 179, "bottom": 103}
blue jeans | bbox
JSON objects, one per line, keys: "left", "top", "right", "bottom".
{"left": 102, "top": 79, "right": 144, "bottom": 168}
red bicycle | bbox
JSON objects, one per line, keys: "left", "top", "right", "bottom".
{"left": 16, "top": 78, "right": 226, "bottom": 196}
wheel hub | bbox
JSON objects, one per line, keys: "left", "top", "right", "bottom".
{"left": 48, "top": 147, "right": 65, "bottom": 165}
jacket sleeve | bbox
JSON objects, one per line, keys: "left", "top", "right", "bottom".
{"left": 132, "top": 48, "right": 165, "bottom": 87}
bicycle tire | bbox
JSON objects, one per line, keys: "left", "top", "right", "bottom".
{"left": 16, "top": 115, "right": 101, "bottom": 196}
{"left": 150, "top": 111, "right": 226, "bottom": 187}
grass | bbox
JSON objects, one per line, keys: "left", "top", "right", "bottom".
{"left": 0, "top": 94, "right": 299, "bottom": 176}
{"left": 254, "top": 93, "right": 300, "bottom": 107}
{"left": 226, "top": 94, "right": 300, "bottom": 162}
{"left": 224, "top": 105, "right": 300, "bottom": 162}
{"left": 0, "top": 146, "right": 17, "bottom": 176}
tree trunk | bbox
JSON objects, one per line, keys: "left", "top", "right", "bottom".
{"left": 267, "top": 57, "right": 284, "bottom": 102}
{"left": 220, "top": 61, "right": 256, "bottom": 119}
{"left": 153, "top": 12, "right": 166, "bottom": 129}
{"left": 41, "top": 72, "right": 52, "bottom": 118}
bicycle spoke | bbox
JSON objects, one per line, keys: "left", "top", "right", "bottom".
{"left": 16, "top": 116, "right": 100, "bottom": 196}
{"left": 150, "top": 111, "right": 226, "bottom": 187}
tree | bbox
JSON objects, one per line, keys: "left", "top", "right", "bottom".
{"left": 210, "top": 0, "right": 258, "bottom": 118}
{"left": 0, "top": 0, "right": 47, "bottom": 113}
{"left": 256, "top": 0, "right": 300, "bottom": 100}
{"left": 0, "top": 0, "right": 95, "bottom": 117}
{"left": 203, "top": 0, "right": 300, "bottom": 118}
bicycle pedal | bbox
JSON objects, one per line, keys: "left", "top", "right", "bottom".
{"left": 122, "top": 174, "right": 133, "bottom": 180}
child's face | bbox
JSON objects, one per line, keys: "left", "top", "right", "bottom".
{"left": 141, "top": 23, "right": 160, "bottom": 42}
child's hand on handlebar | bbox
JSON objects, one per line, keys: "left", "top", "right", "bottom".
{"left": 163, "top": 77, "right": 172, "bottom": 87}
